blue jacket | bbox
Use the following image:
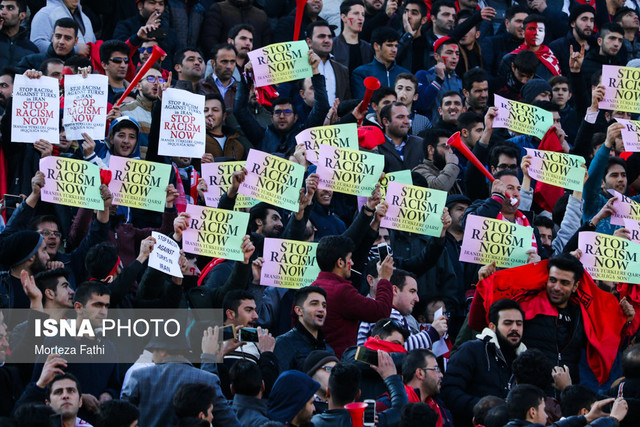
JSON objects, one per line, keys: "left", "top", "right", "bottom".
{"left": 351, "top": 58, "right": 410, "bottom": 100}
{"left": 234, "top": 73, "right": 330, "bottom": 156}
{"left": 415, "top": 67, "right": 462, "bottom": 120}
{"left": 583, "top": 143, "right": 640, "bottom": 235}
{"left": 231, "top": 394, "right": 271, "bottom": 427}
{"left": 310, "top": 202, "right": 346, "bottom": 241}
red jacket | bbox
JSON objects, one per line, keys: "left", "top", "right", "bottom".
{"left": 312, "top": 271, "right": 393, "bottom": 357}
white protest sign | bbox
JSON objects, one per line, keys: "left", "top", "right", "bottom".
{"left": 63, "top": 74, "right": 108, "bottom": 140}
{"left": 158, "top": 88, "right": 206, "bottom": 158}
{"left": 12, "top": 74, "right": 59, "bottom": 143}
{"left": 148, "top": 232, "right": 183, "bottom": 278}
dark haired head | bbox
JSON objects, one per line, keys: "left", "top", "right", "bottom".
{"left": 294, "top": 286, "right": 327, "bottom": 309}
{"left": 340, "top": 0, "right": 365, "bottom": 16}
{"left": 547, "top": 253, "right": 584, "bottom": 282}
{"left": 34, "top": 268, "right": 69, "bottom": 305}
{"left": 230, "top": 360, "right": 263, "bottom": 396}
{"left": 506, "top": 5, "right": 529, "bottom": 21}
{"left": 95, "top": 400, "right": 139, "bottom": 427}
{"left": 316, "top": 235, "right": 354, "bottom": 272}
{"left": 222, "top": 290, "right": 255, "bottom": 321}
{"left": 46, "top": 372, "right": 82, "bottom": 399}
{"left": 523, "top": 14, "right": 546, "bottom": 26}
{"left": 371, "top": 86, "right": 397, "bottom": 105}
{"left": 371, "top": 317, "right": 410, "bottom": 342}
{"left": 463, "top": 67, "right": 488, "bottom": 92}
{"left": 85, "top": 242, "right": 119, "bottom": 280}
{"left": 99, "top": 40, "right": 129, "bottom": 64}
{"left": 489, "top": 144, "right": 519, "bottom": 170}
{"left": 431, "top": 1, "right": 456, "bottom": 18}
{"left": 493, "top": 168, "right": 518, "bottom": 181}
{"left": 371, "top": 27, "right": 400, "bottom": 47}
{"left": 173, "top": 383, "right": 216, "bottom": 419}
{"left": 73, "top": 281, "right": 110, "bottom": 307}
{"left": 306, "top": 20, "right": 333, "bottom": 40}
{"left": 457, "top": 111, "right": 483, "bottom": 131}
{"left": 622, "top": 343, "right": 640, "bottom": 378}
{"left": 513, "top": 50, "right": 539, "bottom": 76}
{"left": 54, "top": 17, "right": 78, "bottom": 37}
{"left": 402, "top": 348, "right": 435, "bottom": 383}
{"left": 328, "top": 363, "right": 361, "bottom": 406}
{"left": 228, "top": 23, "right": 255, "bottom": 40}
{"left": 473, "top": 396, "right": 505, "bottom": 426}
{"left": 205, "top": 92, "right": 226, "bottom": 114}
{"left": 560, "top": 385, "right": 597, "bottom": 417}
{"left": 506, "top": 384, "right": 546, "bottom": 419}
{"left": 487, "top": 298, "right": 524, "bottom": 327}
{"left": 173, "top": 47, "right": 204, "bottom": 67}
{"left": 512, "top": 348, "right": 554, "bottom": 389}
{"left": 399, "top": 402, "right": 438, "bottom": 426}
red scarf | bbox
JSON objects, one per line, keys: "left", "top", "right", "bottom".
{"left": 402, "top": 386, "right": 444, "bottom": 427}
{"left": 363, "top": 337, "right": 407, "bottom": 354}
{"left": 510, "top": 43, "right": 561, "bottom": 76}
{"left": 197, "top": 257, "right": 226, "bottom": 287}
{"left": 533, "top": 126, "right": 565, "bottom": 213}
{"left": 468, "top": 260, "right": 626, "bottom": 384}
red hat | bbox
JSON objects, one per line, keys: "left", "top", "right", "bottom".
{"left": 433, "top": 36, "right": 454, "bottom": 54}
{"left": 358, "top": 126, "right": 385, "bottom": 150}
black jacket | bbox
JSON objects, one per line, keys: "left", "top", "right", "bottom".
{"left": 15, "top": 43, "right": 75, "bottom": 73}
{"left": 377, "top": 136, "right": 425, "bottom": 173}
{"left": 331, "top": 34, "right": 373, "bottom": 74}
{"left": 480, "top": 30, "right": 522, "bottom": 77}
{"left": 441, "top": 328, "right": 524, "bottom": 427}
{"left": 548, "top": 31, "right": 597, "bottom": 77}
{"left": 0, "top": 27, "right": 38, "bottom": 70}
{"left": 273, "top": 321, "right": 334, "bottom": 372}
{"left": 112, "top": 13, "right": 179, "bottom": 68}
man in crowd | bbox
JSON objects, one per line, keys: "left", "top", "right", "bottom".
{"left": 333, "top": 0, "right": 373, "bottom": 74}
{"left": 16, "top": 18, "right": 78, "bottom": 72}
{"left": 378, "top": 101, "right": 425, "bottom": 173}
{"left": 0, "top": 0, "right": 37, "bottom": 69}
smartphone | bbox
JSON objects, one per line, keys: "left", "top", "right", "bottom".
{"left": 377, "top": 243, "right": 389, "bottom": 261}
{"left": 364, "top": 399, "right": 376, "bottom": 426}
{"left": 49, "top": 413, "right": 63, "bottom": 427}
{"left": 222, "top": 325, "right": 236, "bottom": 341}
{"left": 147, "top": 28, "right": 168, "bottom": 39}
{"left": 239, "top": 327, "right": 259, "bottom": 342}
{"left": 3, "top": 194, "right": 22, "bottom": 208}
{"left": 355, "top": 346, "right": 378, "bottom": 366}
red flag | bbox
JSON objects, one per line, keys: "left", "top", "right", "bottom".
{"left": 533, "top": 126, "right": 565, "bottom": 213}
{"left": 468, "top": 260, "right": 626, "bottom": 384}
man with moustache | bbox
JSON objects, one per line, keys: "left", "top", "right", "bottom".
{"left": 0, "top": 0, "right": 37, "bottom": 69}
{"left": 0, "top": 67, "right": 14, "bottom": 115}
{"left": 227, "top": 24, "right": 254, "bottom": 81}
{"left": 441, "top": 298, "right": 526, "bottom": 427}
{"left": 412, "top": 128, "right": 462, "bottom": 195}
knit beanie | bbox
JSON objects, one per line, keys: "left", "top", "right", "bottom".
{"left": 569, "top": 4, "right": 595, "bottom": 23}
{"left": 521, "top": 79, "right": 553, "bottom": 104}
{"left": 303, "top": 350, "right": 339, "bottom": 376}
{"left": 0, "top": 231, "right": 43, "bottom": 268}
{"left": 267, "top": 370, "right": 320, "bottom": 423}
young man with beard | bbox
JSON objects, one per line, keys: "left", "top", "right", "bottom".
{"left": 412, "top": 128, "right": 462, "bottom": 195}
{"left": 378, "top": 102, "right": 425, "bottom": 173}
{"left": 498, "top": 14, "right": 561, "bottom": 82}
{"left": 274, "top": 286, "right": 332, "bottom": 372}
{"left": 401, "top": 349, "right": 453, "bottom": 427}
{"left": 549, "top": 5, "right": 595, "bottom": 76}
{"left": 120, "top": 65, "right": 163, "bottom": 155}
{"left": 0, "top": 0, "right": 37, "bottom": 69}
{"left": 227, "top": 24, "right": 254, "bottom": 82}
{"left": 441, "top": 298, "right": 526, "bottom": 427}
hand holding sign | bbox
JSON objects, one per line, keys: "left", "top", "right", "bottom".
{"left": 241, "top": 235, "right": 255, "bottom": 265}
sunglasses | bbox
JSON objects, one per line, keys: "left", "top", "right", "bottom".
{"left": 138, "top": 47, "right": 154, "bottom": 54}
{"left": 110, "top": 57, "right": 129, "bottom": 64}
{"left": 146, "top": 76, "right": 166, "bottom": 83}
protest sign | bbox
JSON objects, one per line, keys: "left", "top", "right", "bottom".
{"left": 607, "top": 189, "right": 640, "bottom": 226}
{"left": 600, "top": 65, "right": 640, "bottom": 114}
{"left": 624, "top": 219, "right": 640, "bottom": 245}
{"left": 524, "top": 148, "right": 585, "bottom": 191}
{"left": 493, "top": 94, "right": 553, "bottom": 139}
{"left": 459, "top": 215, "right": 533, "bottom": 268}
{"left": 201, "top": 161, "right": 256, "bottom": 209}
{"left": 108, "top": 156, "right": 171, "bottom": 212}
{"left": 62, "top": 74, "right": 108, "bottom": 140}
{"left": 261, "top": 238, "right": 320, "bottom": 288}
{"left": 357, "top": 170, "right": 413, "bottom": 209}
{"left": 247, "top": 41, "right": 312, "bottom": 87}
{"left": 39, "top": 157, "right": 103, "bottom": 210}
{"left": 239, "top": 149, "right": 305, "bottom": 212}
{"left": 182, "top": 205, "right": 249, "bottom": 261}
{"left": 12, "top": 74, "right": 59, "bottom": 143}
{"left": 158, "top": 88, "right": 206, "bottom": 158}
{"left": 381, "top": 182, "right": 447, "bottom": 237}
{"left": 616, "top": 118, "right": 640, "bottom": 152}
{"left": 578, "top": 231, "right": 640, "bottom": 284}
{"left": 295, "top": 124, "right": 359, "bottom": 164}
{"left": 148, "top": 232, "right": 183, "bottom": 278}
{"left": 317, "top": 145, "right": 384, "bottom": 196}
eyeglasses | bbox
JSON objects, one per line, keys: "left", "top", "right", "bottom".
{"left": 138, "top": 47, "right": 154, "bottom": 54}
{"left": 146, "top": 76, "right": 166, "bottom": 83}
{"left": 273, "top": 109, "right": 293, "bottom": 117}
{"left": 110, "top": 57, "right": 129, "bottom": 64}
{"left": 319, "top": 365, "right": 333, "bottom": 372}
{"left": 496, "top": 163, "right": 518, "bottom": 170}
{"left": 39, "top": 230, "right": 62, "bottom": 238}
{"left": 421, "top": 366, "right": 441, "bottom": 373}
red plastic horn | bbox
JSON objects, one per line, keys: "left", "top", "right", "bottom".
{"left": 447, "top": 132, "right": 494, "bottom": 182}
{"left": 345, "top": 402, "right": 367, "bottom": 427}
{"left": 114, "top": 45, "right": 166, "bottom": 107}
{"left": 448, "top": 131, "right": 517, "bottom": 205}
{"left": 358, "top": 77, "right": 381, "bottom": 125}
{"left": 293, "top": 0, "right": 307, "bottom": 41}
